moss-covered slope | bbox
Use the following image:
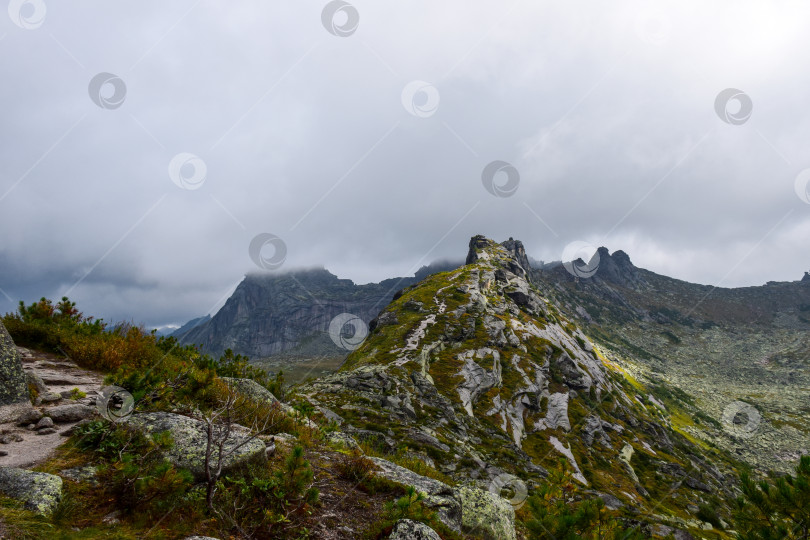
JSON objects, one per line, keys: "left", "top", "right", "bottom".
{"left": 302, "top": 236, "right": 742, "bottom": 537}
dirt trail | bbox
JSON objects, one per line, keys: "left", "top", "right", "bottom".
{"left": 0, "top": 347, "right": 104, "bottom": 469}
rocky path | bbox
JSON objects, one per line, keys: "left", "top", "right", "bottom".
{"left": 0, "top": 347, "right": 103, "bottom": 469}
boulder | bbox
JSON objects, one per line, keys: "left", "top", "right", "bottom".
{"left": 652, "top": 524, "right": 695, "bottom": 540}
{"left": 221, "top": 377, "right": 279, "bottom": 405}
{"left": 587, "top": 490, "right": 624, "bottom": 510}
{"left": 316, "top": 406, "right": 344, "bottom": 425}
{"left": 345, "top": 428, "right": 396, "bottom": 452}
{"left": 325, "top": 431, "right": 359, "bottom": 450}
{"left": 538, "top": 392, "right": 570, "bottom": 431}
{"left": 553, "top": 353, "right": 592, "bottom": 390}
{"left": 59, "top": 465, "right": 98, "bottom": 484}
{"left": 389, "top": 519, "right": 441, "bottom": 540}
{"left": 46, "top": 404, "right": 96, "bottom": 423}
{"left": 39, "top": 391, "right": 62, "bottom": 403}
{"left": 0, "top": 433, "right": 23, "bottom": 444}
{"left": 35, "top": 416, "right": 54, "bottom": 430}
{"left": 122, "top": 412, "right": 266, "bottom": 481}
{"left": 0, "top": 322, "right": 30, "bottom": 420}
{"left": 582, "top": 415, "right": 612, "bottom": 447}
{"left": 407, "top": 429, "right": 450, "bottom": 452}
{"left": 16, "top": 408, "right": 43, "bottom": 426}
{"left": 457, "top": 485, "right": 516, "bottom": 540}
{"left": 0, "top": 467, "right": 62, "bottom": 515}
{"left": 369, "top": 457, "right": 462, "bottom": 532}
{"left": 684, "top": 475, "right": 712, "bottom": 493}
{"left": 25, "top": 371, "right": 48, "bottom": 395}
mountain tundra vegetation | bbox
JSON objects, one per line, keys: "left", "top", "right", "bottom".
{"left": 0, "top": 236, "right": 808, "bottom": 539}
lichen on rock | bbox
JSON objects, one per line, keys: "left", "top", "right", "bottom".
{"left": 0, "top": 467, "right": 62, "bottom": 515}
{"left": 122, "top": 411, "right": 266, "bottom": 481}
{"left": 0, "top": 322, "right": 30, "bottom": 419}
{"left": 457, "top": 484, "right": 516, "bottom": 540}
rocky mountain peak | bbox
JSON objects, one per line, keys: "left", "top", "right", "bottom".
{"left": 803, "top": 271, "right": 810, "bottom": 283}
{"left": 501, "top": 237, "right": 531, "bottom": 275}
{"left": 465, "top": 235, "right": 531, "bottom": 279}
{"left": 464, "top": 234, "right": 491, "bottom": 265}
{"left": 303, "top": 235, "right": 734, "bottom": 520}
{"left": 590, "top": 247, "right": 644, "bottom": 289}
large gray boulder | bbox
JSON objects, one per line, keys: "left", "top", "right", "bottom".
{"left": 0, "top": 467, "right": 62, "bottom": 515}
{"left": 45, "top": 403, "right": 96, "bottom": 423}
{"left": 0, "top": 322, "right": 30, "bottom": 421}
{"left": 122, "top": 412, "right": 266, "bottom": 481}
{"left": 457, "top": 485, "right": 516, "bottom": 540}
{"left": 389, "top": 519, "right": 441, "bottom": 540}
{"left": 221, "top": 377, "right": 279, "bottom": 405}
{"left": 369, "top": 457, "right": 462, "bottom": 533}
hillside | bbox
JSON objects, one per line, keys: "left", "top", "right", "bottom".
{"left": 1, "top": 239, "right": 809, "bottom": 539}
{"left": 533, "top": 248, "right": 810, "bottom": 473}
{"left": 300, "top": 236, "right": 744, "bottom": 537}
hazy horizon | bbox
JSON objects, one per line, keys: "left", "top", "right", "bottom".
{"left": 2, "top": 1, "right": 810, "bottom": 329}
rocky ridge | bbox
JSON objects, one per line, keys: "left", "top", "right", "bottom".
{"left": 302, "top": 236, "right": 739, "bottom": 536}
{"left": 535, "top": 247, "right": 810, "bottom": 474}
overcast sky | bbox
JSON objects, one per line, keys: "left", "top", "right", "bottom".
{"left": 1, "top": 1, "right": 809, "bottom": 329}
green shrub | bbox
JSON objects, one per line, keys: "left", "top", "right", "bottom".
{"left": 526, "top": 460, "right": 646, "bottom": 540}
{"left": 733, "top": 455, "right": 810, "bottom": 539}
{"left": 212, "top": 446, "right": 318, "bottom": 537}
{"left": 362, "top": 485, "right": 462, "bottom": 540}
{"left": 74, "top": 421, "right": 194, "bottom": 520}
{"left": 696, "top": 504, "right": 723, "bottom": 529}
{"left": 337, "top": 450, "right": 376, "bottom": 483}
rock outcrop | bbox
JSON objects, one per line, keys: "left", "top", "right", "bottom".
{"left": 591, "top": 247, "right": 646, "bottom": 289}
{"left": 533, "top": 240, "right": 810, "bottom": 475}
{"left": 457, "top": 485, "right": 516, "bottom": 540}
{"left": 122, "top": 412, "right": 267, "bottom": 480}
{"left": 0, "top": 467, "right": 62, "bottom": 515}
{"left": 0, "top": 322, "right": 30, "bottom": 420}
{"left": 221, "top": 377, "right": 280, "bottom": 405}
{"left": 389, "top": 519, "right": 441, "bottom": 540}
{"left": 369, "top": 457, "right": 462, "bottom": 532}
{"left": 302, "top": 235, "right": 740, "bottom": 532}
{"left": 369, "top": 457, "right": 517, "bottom": 539}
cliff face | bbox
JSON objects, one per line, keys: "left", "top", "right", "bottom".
{"left": 178, "top": 263, "right": 460, "bottom": 359}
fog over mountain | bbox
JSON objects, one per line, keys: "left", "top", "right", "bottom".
{"left": 1, "top": 1, "right": 809, "bottom": 329}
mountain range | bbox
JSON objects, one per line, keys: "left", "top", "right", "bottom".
{"left": 173, "top": 236, "right": 809, "bottom": 473}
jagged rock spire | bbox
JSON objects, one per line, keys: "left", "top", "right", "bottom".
{"left": 501, "top": 237, "right": 531, "bottom": 275}
{"left": 465, "top": 235, "right": 490, "bottom": 265}
{"left": 465, "top": 235, "right": 531, "bottom": 279}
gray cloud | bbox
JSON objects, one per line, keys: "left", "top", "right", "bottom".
{"left": 1, "top": 1, "right": 809, "bottom": 328}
